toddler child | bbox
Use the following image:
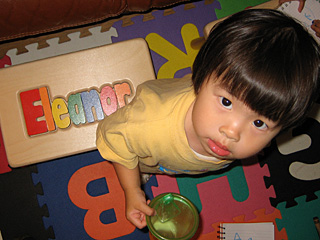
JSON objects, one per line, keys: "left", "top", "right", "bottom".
{"left": 96, "top": 9, "right": 320, "bottom": 229}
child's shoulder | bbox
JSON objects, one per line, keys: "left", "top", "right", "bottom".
{"left": 128, "top": 75, "right": 195, "bottom": 119}
{"left": 137, "top": 75, "right": 193, "bottom": 97}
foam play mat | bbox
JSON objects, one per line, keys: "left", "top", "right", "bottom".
{"left": 0, "top": 0, "right": 319, "bottom": 239}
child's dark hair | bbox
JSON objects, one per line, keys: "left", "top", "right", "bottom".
{"left": 192, "top": 9, "right": 320, "bottom": 130}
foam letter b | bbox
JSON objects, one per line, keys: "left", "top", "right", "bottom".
{"left": 68, "top": 162, "right": 135, "bottom": 239}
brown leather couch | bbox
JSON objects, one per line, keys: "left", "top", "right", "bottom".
{"left": 0, "top": 0, "right": 190, "bottom": 42}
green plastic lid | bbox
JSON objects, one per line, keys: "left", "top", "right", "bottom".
{"left": 146, "top": 193, "right": 199, "bottom": 240}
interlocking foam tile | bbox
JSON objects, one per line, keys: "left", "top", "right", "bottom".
{"left": 145, "top": 23, "right": 200, "bottom": 79}
{"left": 196, "top": 231, "right": 217, "bottom": 240}
{"left": 150, "top": 165, "right": 248, "bottom": 236}
{"left": 151, "top": 174, "right": 180, "bottom": 197}
{"left": 6, "top": 26, "right": 117, "bottom": 66}
{"left": 171, "top": 161, "right": 248, "bottom": 213}
{"left": 0, "top": 127, "right": 11, "bottom": 174}
{"left": 32, "top": 150, "right": 154, "bottom": 240}
{"left": 197, "top": 157, "right": 275, "bottom": 234}
{"left": 3, "top": 1, "right": 317, "bottom": 239}
{"left": 0, "top": 165, "right": 54, "bottom": 239}
{"left": 0, "top": 59, "right": 12, "bottom": 174}
{"left": 260, "top": 117, "right": 320, "bottom": 208}
{"left": 276, "top": 190, "right": 320, "bottom": 240}
{"left": 281, "top": 103, "right": 320, "bottom": 182}
{"left": 215, "top": 0, "right": 268, "bottom": 19}
{"left": 143, "top": 175, "right": 158, "bottom": 201}
{"left": 0, "top": 55, "right": 11, "bottom": 68}
{"left": 111, "top": 0, "right": 221, "bottom": 78}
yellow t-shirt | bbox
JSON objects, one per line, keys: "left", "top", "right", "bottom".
{"left": 96, "top": 76, "right": 232, "bottom": 174}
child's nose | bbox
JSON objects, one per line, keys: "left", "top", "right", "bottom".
{"left": 219, "top": 123, "right": 241, "bottom": 142}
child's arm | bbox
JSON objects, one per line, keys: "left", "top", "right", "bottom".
{"left": 312, "top": 20, "right": 320, "bottom": 38}
{"left": 112, "top": 162, "right": 155, "bottom": 229}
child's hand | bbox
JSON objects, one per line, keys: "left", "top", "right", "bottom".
{"left": 311, "top": 20, "right": 320, "bottom": 38}
{"left": 124, "top": 187, "right": 155, "bottom": 229}
{"left": 279, "top": 0, "right": 306, "bottom": 12}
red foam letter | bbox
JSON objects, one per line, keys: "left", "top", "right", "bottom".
{"left": 68, "top": 162, "right": 135, "bottom": 239}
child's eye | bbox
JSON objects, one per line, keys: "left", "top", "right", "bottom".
{"left": 220, "top": 97, "right": 232, "bottom": 109}
{"left": 253, "top": 120, "right": 268, "bottom": 130}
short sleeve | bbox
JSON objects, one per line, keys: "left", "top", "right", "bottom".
{"left": 96, "top": 106, "right": 139, "bottom": 170}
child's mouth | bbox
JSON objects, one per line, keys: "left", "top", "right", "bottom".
{"left": 208, "top": 139, "right": 230, "bottom": 157}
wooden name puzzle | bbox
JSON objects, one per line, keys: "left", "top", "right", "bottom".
{"left": 0, "top": 38, "right": 156, "bottom": 167}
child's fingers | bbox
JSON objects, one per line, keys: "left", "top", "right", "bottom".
{"left": 140, "top": 202, "right": 156, "bottom": 217}
{"left": 313, "top": 20, "right": 320, "bottom": 24}
{"left": 311, "top": 20, "right": 320, "bottom": 38}
{"left": 126, "top": 207, "right": 149, "bottom": 229}
{"left": 129, "top": 212, "right": 147, "bottom": 229}
{"left": 312, "top": 20, "right": 320, "bottom": 28}
{"left": 297, "top": 0, "right": 306, "bottom": 12}
{"left": 127, "top": 202, "right": 156, "bottom": 229}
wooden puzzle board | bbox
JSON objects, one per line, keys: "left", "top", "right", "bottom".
{"left": 204, "top": 0, "right": 279, "bottom": 37}
{"left": 0, "top": 38, "right": 156, "bottom": 167}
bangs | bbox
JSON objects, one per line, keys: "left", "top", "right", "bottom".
{"left": 213, "top": 69, "right": 294, "bottom": 128}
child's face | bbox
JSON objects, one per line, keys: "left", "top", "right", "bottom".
{"left": 185, "top": 78, "right": 282, "bottom": 160}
